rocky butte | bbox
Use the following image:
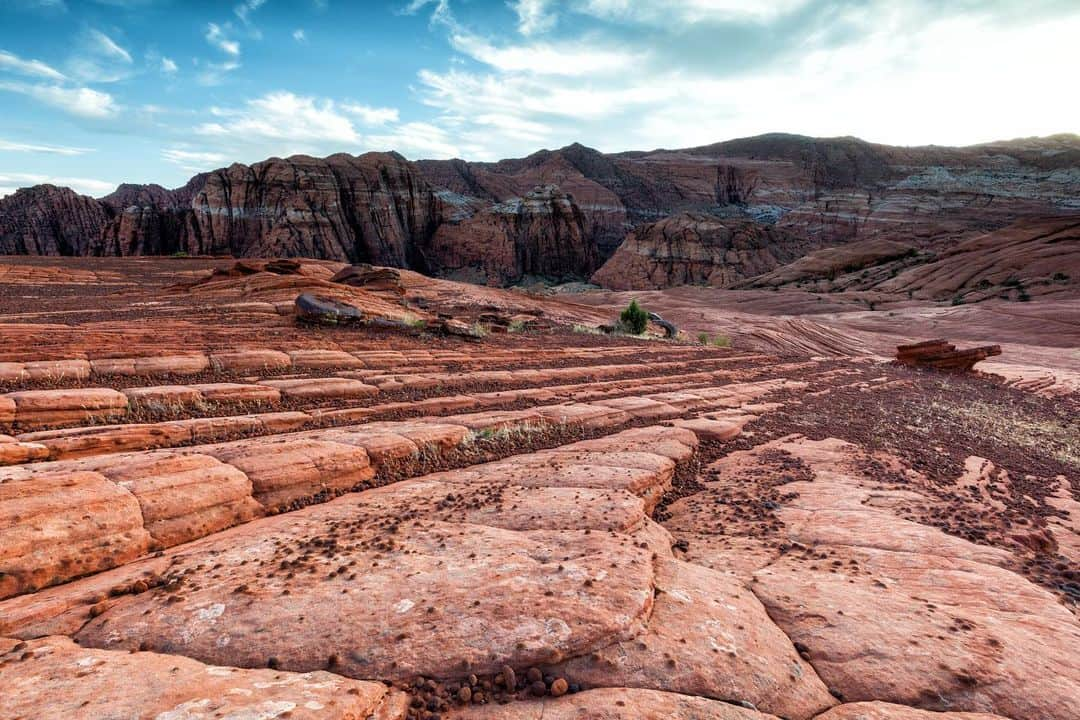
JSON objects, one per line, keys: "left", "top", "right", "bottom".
{"left": 0, "top": 132, "right": 1077, "bottom": 720}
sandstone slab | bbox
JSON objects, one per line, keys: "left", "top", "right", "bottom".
{"left": 0, "top": 635, "right": 407, "bottom": 720}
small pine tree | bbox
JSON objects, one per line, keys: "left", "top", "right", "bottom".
{"left": 620, "top": 299, "right": 648, "bottom": 335}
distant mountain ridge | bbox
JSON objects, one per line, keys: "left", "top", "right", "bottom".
{"left": 2, "top": 133, "right": 1078, "bottom": 288}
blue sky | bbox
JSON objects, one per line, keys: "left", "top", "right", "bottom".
{"left": 1, "top": 0, "right": 1077, "bottom": 198}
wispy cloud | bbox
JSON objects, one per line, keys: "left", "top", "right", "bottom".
{"left": 0, "top": 80, "right": 118, "bottom": 118}
{"left": 234, "top": 0, "right": 267, "bottom": 25}
{"left": 342, "top": 103, "right": 399, "bottom": 125}
{"left": 69, "top": 29, "right": 135, "bottom": 82}
{"left": 0, "top": 49, "right": 67, "bottom": 81}
{"left": 160, "top": 56, "right": 178, "bottom": 74}
{"left": 0, "top": 172, "right": 116, "bottom": 198}
{"left": 88, "top": 29, "right": 132, "bottom": 63}
{"left": 196, "top": 91, "right": 360, "bottom": 145}
{"left": 292, "top": 28, "right": 307, "bottom": 42}
{"left": 512, "top": 0, "right": 556, "bottom": 35}
{"left": 205, "top": 23, "right": 241, "bottom": 56}
{"left": 0, "top": 138, "right": 93, "bottom": 155}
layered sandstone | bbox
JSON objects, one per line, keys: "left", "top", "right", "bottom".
{"left": 590, "top": 213, "right": 819, "bottom": 290}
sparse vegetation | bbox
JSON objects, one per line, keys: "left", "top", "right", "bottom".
{"left": 402, "top": 313, "right": 427, "bottom": 329}
{"left": 711, "top": 334, "right": 731, "bottom": 348}
{"left": 951, "top": 295, "right": 965, "bottom": 306}
{"left": 697, "top": 331, "right": 709, "bottom": 345}
{"left": 171, "top": 250, "right": 189, "bottom": 258}
{"left": 619, "top": 299, "right": 648, "bottom": 335}
{"left": 508, "top": 319, "right": 526, "bottom": 333}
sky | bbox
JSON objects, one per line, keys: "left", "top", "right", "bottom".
{"left": 0, "top": 0, "right": 1077, "bottom": 198}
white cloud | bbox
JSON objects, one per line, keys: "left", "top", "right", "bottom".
{"left": 292, "top": 28, "right": 307, "bottom": 42}
{"left": 88, "top": 29, "right": 132, "bottom": 63}
{"left": 574, "top": 0, "right": 810, "bottom": 25}
{"left": 205, "top": 23, "right": 240, "bottom": 56}
{"left": 0, "top": 172, "right": 116, "bottom": 198}
{"left": 449, "top": 33, "right": 637, "bottom": 76}
{"left": 0, "top": 138, "right": 93, "bottom": 155}
{"left": 195, "top": 91, "right": 360, "bottom": 145}
{"left": 367, "top": 121, "right": 464, "bottom": 159}
{"left": 342, "top": 103, "right": 400, "bottom": 125}
{"left": 0, "top": 81, "right": 118, "bottom": 118}
{"left": 161, "top": 148, "right": 228, "bottom": 169}
{"left": 234, "top": 0, "right": 267, "bottom": 25}
{"left": 399, "top": 0, "right": 1080, "bottom": 160}
{"left": 512, "top": 0, "right": 556, "bottom": 35}
{"left": 160, "top": 56, "right": 178, "bottom": 74}
{"left": 195, "top": 59, "right": 241, "bottom": 86}
{"left": 0, "top": 49, "right": 67, "bottom": 81}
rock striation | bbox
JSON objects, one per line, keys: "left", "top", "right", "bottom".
{"left": 590, "top": 213, "right": 819, "bottom": 290}
{"left": 2, "top": 134, "right": 1079, "bottom": 293}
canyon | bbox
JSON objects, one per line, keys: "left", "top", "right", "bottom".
{"left": 3, "top": 133, "right": 1078, "bottom": 293}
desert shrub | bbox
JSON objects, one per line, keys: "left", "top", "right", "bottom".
{"left": 171, "top": 250, "right": 189, "bottom": 258}
{"left": 711, "top": 334, "right": 731, "bottom": 348}
{"left": 951, "top": 295, "right": 965, "bottom": 306}
{"left": 1017, "top": 286, "right": 1031, "bottom": 302}
{"left": 697, "top": 331, "right": 709, "bottom": 345}
{"left": 619, "top": 299, "right": 648, "bottom": 335}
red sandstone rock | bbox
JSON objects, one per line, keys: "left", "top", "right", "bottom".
{"left": 445, "top": 687, "right": 780, "bottom": 719}
{"left": 5, "top": 388, "right": 128, "bottom": 429}
{"left": 592, "top": 213, "right": 819, "bottom": 290}
{"left": 0, "top": 471, "right": 151, "bottom": 599}
{"left": 816, "top": 703, "right": 1011, "bottom": 720}
{"left": 0, "top": 635, "right": 407, "bottom": 720}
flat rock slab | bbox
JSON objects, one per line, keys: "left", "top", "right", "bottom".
{"left": 817, "top": 702, "right": 1011, "bottom": 720}
{"left": 446, "top": 687, "right": 780, "bottom": 719}
{"left": 5, "top": 388, "right": 128, "bottom": 428}
{"left": 205, "top": 437, "right": 374, "bottom": 511}
{"left": 74, "top": 517, "right": 658, "bottom": 683}
{"left": 210, "top": 349, "right": 292, "bottom": 372}
{"left": 261, "top": 377, "right": 379, "bottom": 400}
{"left": 0, "top": 470, "right": 151, "bottom": 599}
{"left": 753, "top": 545, "right": 1080, "bottom": 720}
{"left": 0, "top": 635, "right": 407, "bottom": 720}
{"left": 553, "top": 559, "right": 835, "bottom": 720}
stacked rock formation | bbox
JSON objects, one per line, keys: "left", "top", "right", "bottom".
{"left": 896, "top": 339, "right": 1003, "bottom": 371}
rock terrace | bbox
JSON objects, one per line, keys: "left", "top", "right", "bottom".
{"left": 0, "top": 257, "right": 1076, "bottom": 720}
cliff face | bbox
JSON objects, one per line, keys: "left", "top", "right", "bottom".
{"left": 185, "top": 153, "right": 442, "bottom": 267}
{"left": 0, "top": 186, "right": 110, "bottom": 256}
{"left": 590, "top": 213, "right": 819, "bottom": 290}
{"left": 2, "top": 133, "right": 1078, "bottom": 290}
{"left": 423, "top": 185, "right": 598, "bottom": 285}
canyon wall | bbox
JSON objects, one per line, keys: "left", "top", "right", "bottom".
{"left": 2, "top": 133, "right": 1078, "bottom": 289}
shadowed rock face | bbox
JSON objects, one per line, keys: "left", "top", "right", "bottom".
{"left": 2, "top": 133, "right": 1078, "bottom": 290}
{"left": 590, "top": 213, "right": 821, "bottom": 290}
{"left": 0, "top": 185, "right": 110, "bottom": 255}
{"left": 424, "top": 185, "right": 599, "bottom": 285}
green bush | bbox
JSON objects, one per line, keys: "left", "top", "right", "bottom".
{"left": 711, "top": 334, "right": 731, "bottom": 348}
{"left": 697, "top": 331, "right": 709, "bottom": 345}
{"left": 619, "top": 299, "right": 648, "bottom": 335}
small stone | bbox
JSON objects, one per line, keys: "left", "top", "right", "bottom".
{"left": 550, "top": 678, "right": 569, "bottom": 697}
{"left": 530, "top": 680, "right": 547, "bottom": 697}
{"left": 457, "top": 686, "right": 472, "bottom": 703}
{"left": 526, "top": 667, "right": 543, "bottom": 683}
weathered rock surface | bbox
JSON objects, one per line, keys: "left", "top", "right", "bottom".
{"left": 426, "top": 185, "right": 599, "bottom": 285}
{"left": 0, "top": 185, "right": 109, "bottom": 255}
{"left": 445, "top": 687, "right": 782, "bottom": 719}
{"left": 0, "top": 635, "right": 407, "bottom": 720}
{"left": 591, "top": 213, "right": 819, "bottom": 290}
{"left": 815, "top": 703, "right": 1011, "bottom": 720}
{"left": 5, "top": 134, "right": 1078, "bottom": 294}
{"left": 753, "top": 546, "right": 1080, "bottom": 720}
